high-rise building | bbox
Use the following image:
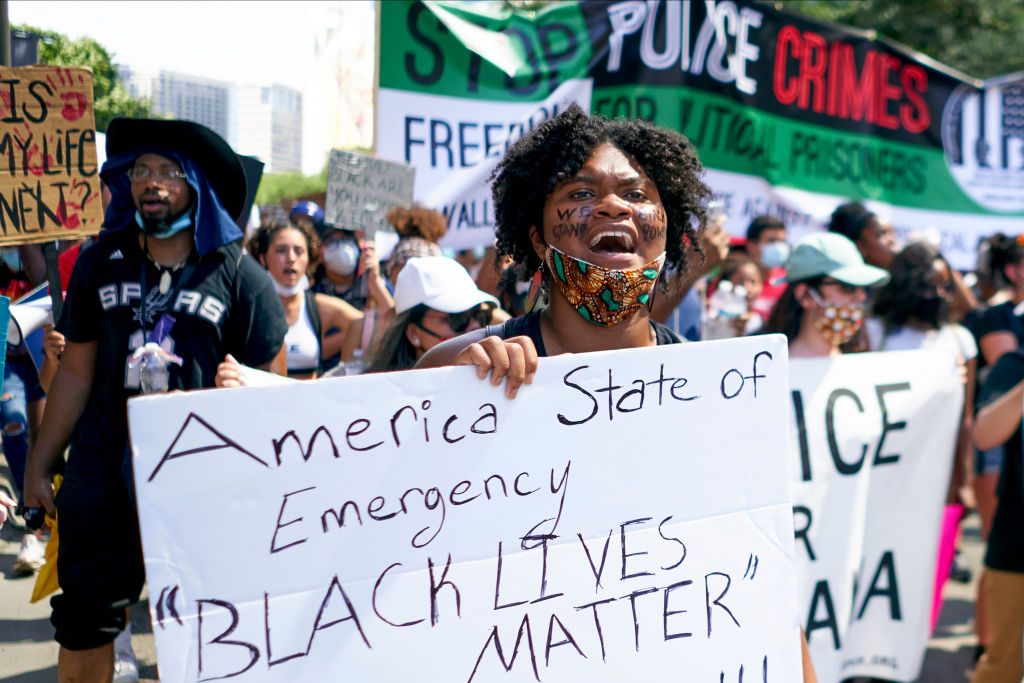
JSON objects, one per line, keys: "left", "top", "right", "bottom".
{"left": 235, "top": 84, "right": 303, "bottom": 174}
{"left": 118, "top": 66, "right": 232, "bottom": 143}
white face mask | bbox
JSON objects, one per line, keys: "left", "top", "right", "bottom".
{"left": 272, "top": 274, "right": 308, "bottom": 297}
{"left": 322, "top": 238, "right": 360, "bottom": 276}
{"left": 759, "top": 241, "right": 790, "bottom": 269}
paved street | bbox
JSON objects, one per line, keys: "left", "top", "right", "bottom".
{"left": 0, "top": 456, "right": 982, "bottom": 682}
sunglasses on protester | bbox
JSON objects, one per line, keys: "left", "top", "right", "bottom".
{"left": 415, "top": 304, "right": 494, "bottom": 340}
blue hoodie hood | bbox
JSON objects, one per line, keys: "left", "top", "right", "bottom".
{"left": 100, "top": 145, "right": 243, "bottom": 256}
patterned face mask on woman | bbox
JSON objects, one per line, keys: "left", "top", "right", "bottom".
{"left": 807, "top": 287, "right": 864, "bottom": 346}
{"left": 545, "top": 245, "right": 665, "bottom": 326}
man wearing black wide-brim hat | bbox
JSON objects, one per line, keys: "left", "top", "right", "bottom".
{"left": 22, "top": 119, "right": 287, "bottom": 680}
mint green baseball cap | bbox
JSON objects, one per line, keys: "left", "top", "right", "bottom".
{"left": 784, "top": 232, "right": 890, "bottom": 286}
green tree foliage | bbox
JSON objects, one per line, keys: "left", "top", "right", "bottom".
{"left": 14, "top": 24, "right": 154, "bottom": 130}
{"left": 254, "top": 148, "right": 373, "bottom": 207}
{"left": 785, "top": 0, "right": 1024, "bottom": 79}
{"left": 255, "top": 169, "right": 327, "bottom": 206}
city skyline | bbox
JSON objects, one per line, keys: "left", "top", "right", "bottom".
{"left": 10, "top": 0, "right": 376, "bottom": 175}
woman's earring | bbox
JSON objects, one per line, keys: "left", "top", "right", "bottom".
{"left": 524, "top": 263, "right": 544, "bottom": 313}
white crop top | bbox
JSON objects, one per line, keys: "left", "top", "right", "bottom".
{"left": 285, "top": 299, "right": 320, "bottom": 374}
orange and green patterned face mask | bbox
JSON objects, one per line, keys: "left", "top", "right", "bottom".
{"left": 545, "top": 245, "right": 665, "bottom": 326}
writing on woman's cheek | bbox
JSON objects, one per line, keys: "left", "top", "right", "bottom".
{"left": 637, "top": 207, "right": 667, "bottom": 242}
{"left": 550, "top": 206, "right": 594, "bottom": 240}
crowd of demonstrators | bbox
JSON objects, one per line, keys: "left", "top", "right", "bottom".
{"left": 5, "top": 106, "right": 1024, "bottom": 683}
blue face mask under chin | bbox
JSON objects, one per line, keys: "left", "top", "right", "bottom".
{"left": 135, "top": 210, "right": 193, "bottom": 239}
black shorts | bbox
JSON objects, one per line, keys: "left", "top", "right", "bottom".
{"left": 50, "top": 468, "right": 145, "bottom": 650}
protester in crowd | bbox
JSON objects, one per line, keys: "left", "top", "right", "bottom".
{"left": 706, "top": 253, "right": 764, "bottom": 338}
{"left": 311, "top": 221, "right": 394, "bottom": 365}
{"left": 248, "top": 221, "right": 364, "bottom": 378}
{"left": 385, "top": 205, "right": 445, "bottom": 283}
{"left": 454, "top": 245, "right": 486, "bottom": 278}
{"left": 367, "top": 256, "right": 500, "bottom": 373}
{"left": 22, "top": 118, "right": 287, "bottom": 682}
{"left": 415, "top": 105, "right": 818, "bottom": 680}
{"left": 865, "top": 241, "right": 979, "bottom": 608}
{"left": 312, "top": 222, "right": 394, "bottom": 313}
{"left": 744, "top": 215, "right": 789, "bottom": 317}
{"left": 972, "top": 234, "right": 1014, "bottom": 309}
{"left": 762, "top": 232, "right": 889, "bottom": 358}
{"left": 827, "top": 201, "right": 897, "bottom": 271}
{"left": 971, "top": 350, "right": 1024, "bottom": 683}
{"left": 975, "top": 233, "right": 1024, "bottom": 366}
{"left": 866, "top": 242, "right": 976, "bottom": 486}
{"left": 289, "top": 199, "right": 324, "bottom": 233}
{"left": 965, "top": 232, "right": 1024, "bottom": 657}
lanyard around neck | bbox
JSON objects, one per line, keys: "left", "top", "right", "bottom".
{"left": 138, "top": 240, "right": 199, "bottom": 343}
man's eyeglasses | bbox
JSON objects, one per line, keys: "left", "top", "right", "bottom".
{"left": 818, "top": 279, "right": 865, "bottom": 295}
{"left": 127, "top": 167, "right": 188, "bottom": 183}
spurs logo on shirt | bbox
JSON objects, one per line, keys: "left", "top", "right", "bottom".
{"left": 97, "top": 283, "right": 227, "bottom": 325}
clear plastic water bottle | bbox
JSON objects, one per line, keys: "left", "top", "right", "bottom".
{"left": 129, "top": 342, "right": 183, "bottom": 394}
{"left": 706, "top": 281, "right": 749, "bottom": 339}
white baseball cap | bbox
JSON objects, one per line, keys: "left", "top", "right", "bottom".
{"left": 394, "top": 256, "right": 499, "bottom": 314}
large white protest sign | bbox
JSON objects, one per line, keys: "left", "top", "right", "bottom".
{"left": 790, "top": 350, "right": 963, "bottom": 682}
{"left": 324, "top": 149, "right": 415, "bottom": 235}
{"left": 128, "top": 335, "right": 801, "bottom": 682}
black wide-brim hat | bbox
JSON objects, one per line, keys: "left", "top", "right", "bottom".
{"left": 106, "top": 118, "right": 247, "bottom": 220}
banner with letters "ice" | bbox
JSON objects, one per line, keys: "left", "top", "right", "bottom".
{"left": 128, "top": 335, "right": 802, "bottom": 682}
{"left": 789, "top": 350, "right": 963, "bottom": 682}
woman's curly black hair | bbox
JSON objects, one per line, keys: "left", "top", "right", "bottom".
{"left": 873, "top": 241, "right": 950, "bottom": 331}
{"left": 490, "top": 104, "right": 710, "bottom": 281}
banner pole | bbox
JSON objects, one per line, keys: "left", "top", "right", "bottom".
{"left": 40, "top": 241, "right": 63, "bottom": 321}
{"left": 372, "top": 0, "right": 380, "bottom": 157}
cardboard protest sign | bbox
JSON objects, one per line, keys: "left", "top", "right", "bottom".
{"left": 128, "top": 335, "right": 802, "bottom": 682}
{"left": 0, "top": 66, "right": 103, "bottom": 245}
{"left": 789, "top": 350, "right": 963, "bottom": 682}
{"left": 378, "top": 1, "right": 1024, "bottom": 266}
{"left": 324, "top": 148, "right": 414, "bottom": 235}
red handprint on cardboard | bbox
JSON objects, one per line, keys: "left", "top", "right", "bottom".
{"left": 0, "top": 66, "right": 103, "bottom": 245}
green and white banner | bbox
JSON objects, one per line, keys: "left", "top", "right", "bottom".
{"left": 377, "top": 0, "right": 1024, "bottom": 269}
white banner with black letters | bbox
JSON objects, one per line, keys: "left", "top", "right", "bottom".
{"left": 128, "top": 335, "right": 803, "bottom": 682}
{"left": 791, "top": 350, "right": 963, "bottom": 682}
